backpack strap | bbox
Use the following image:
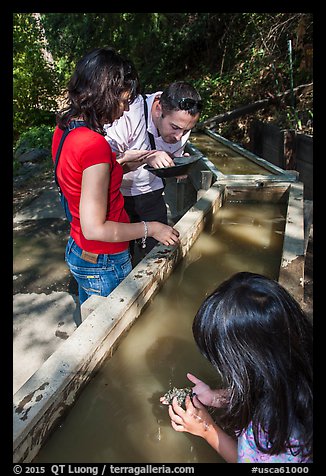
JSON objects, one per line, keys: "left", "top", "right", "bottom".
{"left": 54, "top": 128, "right": 70, "bottom": 191}
{"left": 142, "top": 95, "right": 156, "bottom": 150}
{"left": 54, "top": 120, "right": 86, "bottom": 221}
{"left": 54, "top": 120, "right": 87, "bottom": 191}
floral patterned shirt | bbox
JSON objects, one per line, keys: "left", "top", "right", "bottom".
{"left": 238, "top": 422, "right": 312, "bottom": 463}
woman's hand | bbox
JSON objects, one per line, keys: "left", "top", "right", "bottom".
{"left": 117, "top": 149, "right": 152, "bottom": 164}
{"left": 118, "top": 149, "right": 175, "bottom": 171}
{"left": 117, "top": 149, "right": 154, "bottom": 172}
{"left": 148, "top": 222, "right": 180, "bottom": 246}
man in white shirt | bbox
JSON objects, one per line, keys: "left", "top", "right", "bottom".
{"left": 104, "top": 81, "right": 202, "bottom": 265}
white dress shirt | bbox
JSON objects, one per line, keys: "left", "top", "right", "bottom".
{"left": 104, "top": 93, "right": 190, "bottom": 196}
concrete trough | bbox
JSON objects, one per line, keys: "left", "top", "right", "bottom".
{"left": 13, "top": 132, "right": 306, "bottom": 463}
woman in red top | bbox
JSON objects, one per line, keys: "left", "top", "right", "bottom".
{"left": 52, "top": 47, "right": 179, "bottom": 308}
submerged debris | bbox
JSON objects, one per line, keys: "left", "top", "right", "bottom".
{"left": 161, "top": 387, "right": 193, "bottom": 406}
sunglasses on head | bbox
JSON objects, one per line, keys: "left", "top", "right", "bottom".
{"left": 178, "top": 97, "right": 203, "bottom": 112}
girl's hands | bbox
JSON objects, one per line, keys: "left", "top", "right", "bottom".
{"left": 187, "top": 373, "right": 230, "bottom": 408}
{"left": 168, "top": 395, "right": 215, "bottom": 438}
{"left": 162, "top": 380, "right": 237, "bottom": 462}
{"left": 187, "top": 373, "right": 214, "bottom": 406}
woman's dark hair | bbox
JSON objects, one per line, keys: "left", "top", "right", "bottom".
{"left": 193, "top": 271, "right": 313, "bottom": 459}
{"left": 159, "top": 81, "right": 203, "bottom": 116}
{"left": 57, "top": 47, "right": 140, "bottom": 134}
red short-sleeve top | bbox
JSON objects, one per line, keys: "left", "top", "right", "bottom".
{"left": 52, "top": 125, "right": 130, "bottom": 254}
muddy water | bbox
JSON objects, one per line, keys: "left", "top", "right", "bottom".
{"left": 190, "top": 132, "right": 272, "bottom": 175}
{"left": 34, "top": 200, "right": 286, "bottom": 463}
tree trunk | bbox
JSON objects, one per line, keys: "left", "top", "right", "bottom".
{"left": 32, "top": 13, "right": 54, "bottom": 68}
{"left": 198, "top": 82, "right": 313, "bottom": 129}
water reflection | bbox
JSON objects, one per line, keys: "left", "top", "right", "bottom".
{"left": 190, "top": 132, "right": 271, "bottom": 175}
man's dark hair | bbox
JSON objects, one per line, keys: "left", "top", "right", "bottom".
{"left": 159, "top": 81, "right": 203, "bottom": 116}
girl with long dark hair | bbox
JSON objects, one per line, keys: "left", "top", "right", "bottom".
{"left": 164, "top": 272, "right": 313, "bottom": 463}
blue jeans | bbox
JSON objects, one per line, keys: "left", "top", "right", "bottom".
{"left": 65, "top": 237, "right": 132, "bottom": 305}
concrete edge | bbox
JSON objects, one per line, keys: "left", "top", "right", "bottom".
{"left": 279, "top": 181, "right": 305, "bottom": 303}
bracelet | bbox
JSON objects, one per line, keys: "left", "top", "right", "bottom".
{"left": 141, "top": 221, "right": 148, "bottom": 249}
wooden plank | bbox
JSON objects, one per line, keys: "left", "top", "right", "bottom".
{"left": 224, "top": 183, "right": 289, "bottom": 202}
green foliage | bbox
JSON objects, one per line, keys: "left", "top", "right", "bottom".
{"left": 191, "top": 13, "right": 313, "bottom": 126}
{"left": 14, "top": 125, "right": 54, "bottom": 154}
{"left": 13, "top": 124, "right": 54, "bottom": 177}
{"left": 13, "top": 13, "right": 58, "bottom": 140}
{"left": 13, "top": 12, "right": 313, "bottom": 161}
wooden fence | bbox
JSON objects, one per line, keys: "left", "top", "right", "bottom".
{"left": 249, "top": 120, "right": 313, "bottom": 200}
